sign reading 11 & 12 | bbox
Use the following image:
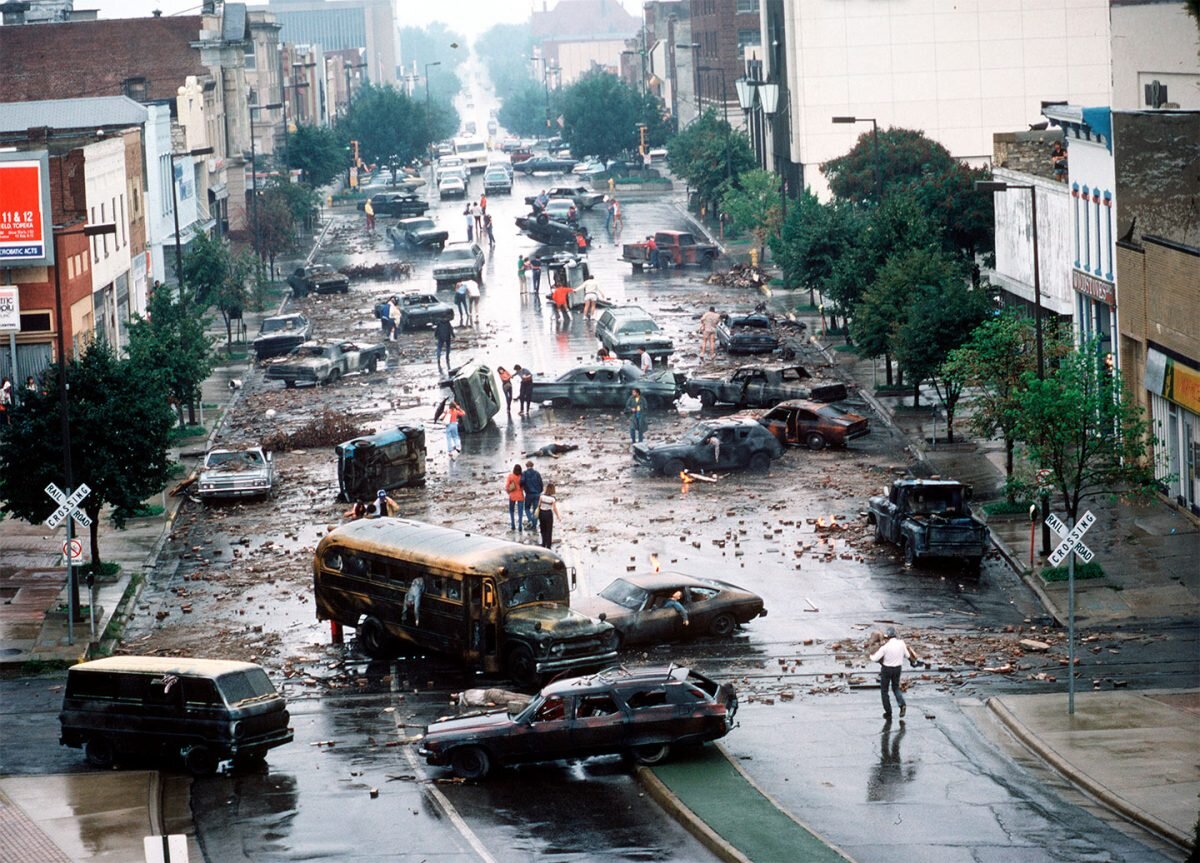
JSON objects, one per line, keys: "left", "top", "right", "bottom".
{"left": 0, "top": 151, "right": 54, "bottom": 266}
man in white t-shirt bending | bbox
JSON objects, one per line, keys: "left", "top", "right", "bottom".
{"left": 870, "top": 627, "right": 920, "bottom": 720}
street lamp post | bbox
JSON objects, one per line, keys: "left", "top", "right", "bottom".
{"left": 249, "top": 102, "right": 284, "bottom": 269}
{"left": 168, "top": 145, "right": 216, "bottom": 296}
{"left": 758, "top": 81, "right": 786, "bottom": 217}
{"left": 831, "top": 116, "right": 882, "bottom": 203}
{"left": 425, "top": 60, "right": 441, "bottom": 185}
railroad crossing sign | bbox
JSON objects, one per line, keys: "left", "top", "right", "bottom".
{"left": 45, "top": 482, "right": 92, "bottom": 529}
{"left": 1046, "top": 510, "right": 1096, "bottom": 567}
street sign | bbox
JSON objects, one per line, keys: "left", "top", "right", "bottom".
{"left": 1046, "top": 510, "right": 1096, "bottom": 567}
{"left": 44, "top": 482, "right": 92, "bottom": 529}
{"left": 62, "top": 538, "right": 86, "bottom": 563}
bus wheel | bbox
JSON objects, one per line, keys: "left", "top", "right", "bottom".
{"left": 505, "top": 644, "right": 537, "bottom": 686}
{"left": 358, "top": 617, "right": 397, "bottom": 659}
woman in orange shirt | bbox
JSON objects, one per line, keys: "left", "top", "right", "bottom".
{"left": 505, "top": 464, "right": 525, "bottom": 531}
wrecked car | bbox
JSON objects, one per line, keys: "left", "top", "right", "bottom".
{"left": 515, "top": 215, "right": 590, "bottom": 248}
{"left": 867, "top": 479, "right": 990, "bottom": 573}
{"left": 335, "top": 426, "right": 426, "bottom": 500}
{"left": 512, "top": 155, "right": 578, "bottom": 175}
{"left": 633, "top": 417, "right": 783, "bottom": 475}
{"left": 536, "top": 252, "right": 596, "bottom": 310}
{"left": 438, "top": 360, "right": 501, "bottom": 432}
{"left": 432, "top": 242, "right": 485, "bottom": 289}
{"left": 525, "top": 186, "right": 605, "bottom": 211}
{"left": 287, "top": 264, "right": 350, "bottom": 298}
{"left": 196, "top": 447, "right": 275, "bottom": 500}
{"left": 759, "top": 400, "right": 870, "bottom": 450}
{"left": 313, "top": 519, "right": 618, "bottom": 685}
{"left": 387, "top": 216, "right": 448, "bottom": 251}
{"left": 574, "top": 573, "right": 766, "bottom": 647}
{"left": 622, "top": 231, "right": 719, "bottom": 272}
{"left": 395, "top": 293, "right": 455, "bottom": 331}
{"left": 419, "top": 665, "right": 737, "bottom": 779}
{"left": 357, "top": 192, "right": 429, "bottom": 218}
{"left": 252, "top": 313, "right": 312, "bottom": 360}
{"left": 264, "top": 340, "right": 386, "bottom": 388}
{"left": 596, "top": 306, "right": 674, "bottom": 364}
{"left": 717, "top": 313, "right": 780, "bottom": 355}
{"left": 530, "top": 362, "right": 682, "bottom": 409}
{"left": 685, "top": 365, "right": 848, "bottom": 410}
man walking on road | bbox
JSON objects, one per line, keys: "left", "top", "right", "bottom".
{"left": 870, "top": 627, "right": 920, "bottom": 720}
{"left": 434, "top": 317, "right": 453, "bottom": 369}
{"left": 520, "top": 460, "right": 543, "bottom": 531}
{"left": 699, "top": 306, "right": 721, "bottom": 360}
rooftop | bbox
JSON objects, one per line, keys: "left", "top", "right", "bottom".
{"left": 0, "top": 96, "right": 148, "bottom": 135}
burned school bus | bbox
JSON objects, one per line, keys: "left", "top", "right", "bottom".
{"left": 313, "top": 519, "right": 618, "bottom": 685}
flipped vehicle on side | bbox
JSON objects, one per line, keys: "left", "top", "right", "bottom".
{"left": 264, "top": 340, "right": 386, "bottom": 387}
{"left": 335, "top": 425, "right": 426, "bottom": 499}
{"left": 439, "top": 359, "right": 502, "bottom": 432}
{"left": 252, "top": 313, "right": 312, "bottom": 360}
{"left": 395, "top": 293, "right": 454, "bottom": 330}
{"left": 525, "top": 186, "right": 605, "bottom": 211}
{"left": 685, "top": 365, "right": 848, "bottom": 409}
{"left": 530, "top": 362, "right": 683, "bottom": 409}
{"left": 574, "top": 573, "right": 766, "bottom": 646}
{"left": 515, "top": 214, "right": 589, "bottom": 248}
{"left": 633, "top": 417, "right": 784, "bottom": 475}
{"left": 622, "top": 231, "right": 719, "bottom": 272}
{"left": 387, "top": 216, "right": 448, "bottom": 250}
{"left": 357, "top": 192, "right": 429, "bottom": 217}
{"left": 432, "top": 242, "right": 485, "bottom": 289}
{"left": 596, "top": 306, "right": 674, "bottom": 364}
{"left": 717, "top": 313, "right": 780, "bottom": 355}
{"left": 196, "top": 447, "right": 275, "bottom": 500}
{"left": 288, "top": 264, "right": 350, "bottom": 297}
{"left": 419, "top": 665, "right": 737, "bottom": 779}
{"left": 759, "top": 399, "right": 870, "bottom": 450}
{"left": 867, "top": 479, "right": 990, "bottom": 572}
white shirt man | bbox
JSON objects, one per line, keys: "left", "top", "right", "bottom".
{"left": 639, "top": 348, "right": 652, "bottom": 373}
{"left": 870, "top": 628, "right": 919, "bottom": 720}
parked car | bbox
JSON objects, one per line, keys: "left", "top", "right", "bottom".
{"left": 622, "top": 231, "right": 720, "bottom": 272}
{"left": 717, "top": 313, "right": 780, "bottom": 355}
{"left": 867, "top": 479, "right": 990, "bottom": 573}
{"left": 388, "top": 216, "right": 448, "bottom": 251}
{"left": 501, "top": 137, "right": 522, "bottom": 153}
{"left": 419, "top": 665, "right": 738, "bottom": 779}
{"left": 530, "top": 362, "right": 683, "bottom": 409}
{"left": 633, "top": 417, "right": 784, "bottom": 475}
{"left": 357, "top": 193, "right": 429, "bottom": 217}
{"left": 574, "top": 573, "right": 766, "bottom": 646}
{"left": 596, "top": 306, "right": 674, "bottom": 364}
{"left": 513, "top": 155, "right": 578, "bottom": 175}
{"left": 196, "top": 447, "right": 275, "bottom": 500}
{"left": 396, "top": 293, "right": 454, "bottom": 330}
{"left": 759, "top": 400, "right": 870, "bottom": 450}
{"left": 515, "top": 215, "right": 589, "bottom": 248}
{"left": 264, "top": 340, "right": 387, "bottom": 387}
{"left": 482, "top": 166, "right": 513, "bottom": 194}
{"left": 288, "top": 264, "right": 349, "bottom": 298}
{"left": 685, "top": 365, "right": 848, "bottom": 409}
{"left": 525, "top": 186, "right": 605, "bottom": 211}
{"left": 432, "top": 242, "right": 485, "bottom": 289}
{"left": 438, "top": 174, "right": 467, "bottom": 199}
{"left": 252, "top": 313, "right": 311, "bottom": 360}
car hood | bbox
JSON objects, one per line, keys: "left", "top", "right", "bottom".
{"left": 571, "top": 596, "right": 632, "bottom": 624}
{"left": 633, "top": 441, "right": 686, "bottom": 459}
{"left": 410, "top": 227, "right": 448, "bottom": 238}
{"left": 505, "top": 604, "right": 613, "bottom": 639}
{"left": 425, "top": 710, "right": 514, "bottom": 737}
{"left": 254, "top": 331, "right": 306, "bottom": 344}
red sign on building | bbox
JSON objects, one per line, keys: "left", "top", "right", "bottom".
{"left": 0, "top": 154, "right": 51, "bottom": 265}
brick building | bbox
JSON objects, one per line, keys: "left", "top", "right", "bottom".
{"left": 688, "top": 0, "right": 761, "bottom": 121}
{"left": 531, "top": 0, "right": 640, "bottom": 86}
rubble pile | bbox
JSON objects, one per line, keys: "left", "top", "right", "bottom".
{"left": 341, "top": 261, "right": 414, "bottom": 281}
{"left": 262, "top": 409, "right": 374, "bottom": 452}
{"left": 706, "top": 263, "right": 770, "bottom": 289}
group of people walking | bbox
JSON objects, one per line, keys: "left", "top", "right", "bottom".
{"left": 464, "top": 198, "right": 494, "bottom": 246}
{"left": 503, "top": 461, "right": 560, "bottom": 549}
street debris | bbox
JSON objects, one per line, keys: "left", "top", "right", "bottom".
{"left": 262, "top": 409, "right": 373, "bottom": 452}
{"left": 706, "top": 263, "right": 770, "bottom": 289}
{"left": 341, "top": 261, "right": 414, "bottom": 281}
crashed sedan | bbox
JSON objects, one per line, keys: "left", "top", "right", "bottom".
{"left": 759, "top": 399, "right": 870, "bottom": 450}
{"left": 264, "top": 341, "right": 386, "bottom": 387}
{"left": 252, "top": 313, "right": 311, "bottom": 360}
{"left": 574, "top": 573, "right": 766, "bottom": 646}
{"left": 530, "top": 363, "right": 682, "bottom": 409}
{"left": 633, "top": 418, "right": 784, "bottom": 475}
{"left": 419, "top": 665, "right": 737, "bottom": 779}
{"left": 716, "top": 313, "right": 780, "bottom": 355}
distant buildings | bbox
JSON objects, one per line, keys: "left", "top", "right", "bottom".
{"left": 263, "top": 0, "right": 397, "bottom": 86}
{"left": 532, "top": 0, "right": 640, "bottom": 86}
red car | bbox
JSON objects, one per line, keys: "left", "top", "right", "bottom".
{"left": 510, "top": 150, "right": 535, "bottom": 164}
{"left": 758, "top": 399, "right": 870, "bottom": 450}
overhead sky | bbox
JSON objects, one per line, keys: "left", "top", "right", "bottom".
{"left": 79, "top": 0, "right": 643, "bottom": 39}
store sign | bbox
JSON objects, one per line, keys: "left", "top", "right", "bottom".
{"left": 1147, "top": 348, "right": 1200, "bottom": 414}
{"left": 0, "top": 152, "right": 53, "bottom": 265}
{"left": 1071, "top": 269, "right": 1115, "bottom": 306}
{"left": 0, "top": 286, "right": 19, "bottom": 332}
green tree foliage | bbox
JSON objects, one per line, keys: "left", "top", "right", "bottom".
{"left": 338, "top": 84, "right": 442, "bottom": 167}
{"left": 253, "top": 187, "right": 296, "bottom": 279}
{"left": 909, "top": 160, "right": 995, "bottom": 259}
{"left": 181, "top": 230, "right": 228, "bottom": 305}
{"left": 721, "top": 169, "right": 781, "bottom": 261}
{"left": 498, "top": 78, "right": 559, "bottom": 138}
{"left": 475, "top": 23, "right": 535, "bottom": 100}
{"left": 182, "top": 233, "right": 254, "bottom": 347}
{"left": 0, "top": 341, "right": 175, "bottom": 565}
{"left": 287, "top": 124, "right": 345, "bottom": 187}
{"left": 266, "top": 176, "right": 320, "bottom": 231}
{"left": 1013, "top": 342, "right": 1158, "bottom": 521}
{"left": 126, "top": 284, "right": 215, "bottom": 428}
{"left": 768, "top": 191, "right": 862, "bottom": 304}
{"left": 559, "top": 71, "right": 644, "bottom": 164}
{"left": 635, "top": 89, "right": 671, "bottom": 149}
{"left": 666, "top": 111, "right": 755, "bottom": 211}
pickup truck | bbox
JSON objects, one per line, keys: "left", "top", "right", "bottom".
{"left": 867, "top": 479, "right": 990, "bottom": 573}
{"left": 196, "top": 447, "right": 275, "bottom": 500}
{"left": 685, "top": 365, "right": 848, "bottom": 409}
{"left": 265, "top": 340, "right": 387, "bottom": 388}
{"left": 288, "top": 264, "right": 350, "bottom": 298}
{"left": 622, "top": 231, "right": 719, "bottom": 272}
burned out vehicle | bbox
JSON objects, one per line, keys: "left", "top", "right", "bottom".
{"left": 759, "top": 400, "right": 870, "bottom": 450}
{"left": 252, "top": 313, "right": 312, "bottom": 360}
{"left": 357, "top": 192, "right": 429, "bottom": 217}
{"left": 686, "top": 365, "right": 848, "bottom": 410}
{"left": 717, "top": 313, "right": 780, "bottom": 355}
{"left": 515, "top": 214, "right": 590, "bottom": 248}
{"left": 287, "top": 264, "right": 350, "bottom": 297}
{"left": 525, "top": 186, "right": 605, "bottom": 211}
{"left": 313, "top": 519, "right": 619, "bottom": 685}
{"left": 536, "top": 252, "right": 594, "bottom": 310}
{"left": 432, "top": 242, "right": 485, "bottom": 289}
{"left": 335, "top": 426, "right": 426, "bottom": 500}
{"left": 596, "top": 306, "right": 674, "bottom": 364}
{"left": 387, "top": 216, "right": 448, "bottom": 250}
{"left": 574, "top": 573, "right": 766, "bottom": 647}
{"left": 633, "top": 417, "right": 784, "bottom": 476}
{"left": 867, "top": 479, "right": 990, "bottom": 573}
{"left": 622, "top": 231, "right": 719, "bottom": 272}
{"left": 419, "top": 665, "right": 737, "bottom": 779}
{"left": 530, "top": 363, "right": 683, "bottom": 409}
{"left": 396, "top": 293, "right": 454, "bottom": 330}
{"left": 196, "top": 447, "right": 275, "bottom": 500}
{"left": 439, "top": 360, "right": 501, "bottom": 432}
{"left": 264, "top": 340, "right": 386, "bottom": 387}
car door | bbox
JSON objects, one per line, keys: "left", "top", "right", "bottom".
{"left": 683, "top": 585, "right": 720, "bottom": 633}
{"left": 622, "top": 685, "right": 678, "bottom": 743}
{"left": 572, "top": 693, "right": 627, "bottom": 757}
{"left": 630, "top": 591, "right": 688, "bottom": 644}
{"left": 716, "top": 428, "right": 741, "bottom": 469}
{"left": 519, "top": 695, "right": 576, "bottom": 762}
{"left": 794, "top": 407, "right": 819, "bottom": 440}
{"left": 743, "top": 372, "right": 769, "bottom": 405}
{"left": 591, "top": 368, "right": 622, "bottom": 406}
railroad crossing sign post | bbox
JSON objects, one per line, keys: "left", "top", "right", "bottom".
{"left": 45, "top": 482, "right": 93, "bottom": 646}
{"left": 1045, "top": 510, "right": 1096, "bottom": 716}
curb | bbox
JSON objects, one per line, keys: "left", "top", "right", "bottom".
{"left": 673, "top": 201, "right": 728, "bottom": 257}
{"left": 986, "top": 529, "right": 1066, "bottom": 625}
{"left": 634, "top": 764, "right": 753, "bottom": 863}
{"left": 986, "top": 696, "right": 1192, "bottom": 851}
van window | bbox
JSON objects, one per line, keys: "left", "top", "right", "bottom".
{"left": 184, "top": 677, "right": 222, "bottom": 707}
{"left": 626, "top": 688, "right": 668, "bottom": 709}
{"left": 218, "top": 668, "right": 277, "bottom": 705}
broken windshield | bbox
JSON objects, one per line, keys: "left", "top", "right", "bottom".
{"left": 599, "top": 579, "right": 648, "bottom": 610}
{"left": 500, "top": 572, "right": 568, "bottom": 607}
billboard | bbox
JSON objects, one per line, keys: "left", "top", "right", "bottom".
{"left": 0, "top": 150, "right": 54, "bottom": 266}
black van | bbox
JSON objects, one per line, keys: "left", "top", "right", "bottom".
{"left": 59, "top": 656, "right": 293, "bottom": 774}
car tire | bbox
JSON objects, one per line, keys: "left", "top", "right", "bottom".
{"left": 662, "top": 458, "right": 685, "bottom": 478}
{"left": 325, "top": 369, "right": 342, "bottom": 386}
{"left": 965, "top": 556, "right": 983, "bottom": 577}
{"left": 698, "top": 391, "right": 716, "bottom": 410}
{"left": 748, "top": 452, "right": 771, "bottom": 473}
{"left": 367, "top": 356, "right": 379, "bottom": 374}
{"left": 358, "top": 617, "right": 397, "bottom": 659}
{"left": 183, "top": 744, "right": 218, "bottom": 776}
{"left": 550, "top": 397, "right": 570, "bottom": 409}
{"left": 873, "top": 520, "right": 885, "bottom": 543}
{"left": 709, "top": 613, "right": 736, "bottom": 638}
{"left": 805, "top": 432, "right": 827, "bottom": 451}
{"left": 505, "top": 644, "right": 538, "bottom": 687}
{"left": 629, "top": 743, "right": 671, "bottom": 766}
{"left": 902, "top": 540, "right": 915, "bottom": 568}
{"left": 284, "top": 380, "right": 296, "bottom": 389}
{"left": 85, "top": 735, "right": 115, "bottom": 768}
{"left": 451, "top": 746, "right": 492, "bottom": 780}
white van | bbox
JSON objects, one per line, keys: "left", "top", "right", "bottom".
{"left": 453, "top": 137, "right": 489, "bottom": 173}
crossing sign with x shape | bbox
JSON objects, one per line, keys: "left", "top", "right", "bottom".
{"left": 45, "top": 483, "right": 93, "bottom": 530}
{"left": 1045, "top": 510, "right": 1095, "bottom": 568}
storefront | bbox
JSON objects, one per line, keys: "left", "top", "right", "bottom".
{"left": 1072, "top": 269, "right": 1117, "bottom": 364}
{"left": 1146, "top": 347, "right": 1200, "bottom": 515}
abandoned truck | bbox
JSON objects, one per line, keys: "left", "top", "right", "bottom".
{"left": 867, "top": 479, "right": 990, "bottom": 573}
{"left": 622, "top": 230, "right": 719, "bottom": 272}
{"left": 685, "top": 365, "right": 848, "bottom": 409}
{"left": 196, "top": 447, "right": 275, "bottom": 500}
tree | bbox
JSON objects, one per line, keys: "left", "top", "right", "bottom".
{"left": 183, "top": 233, "right": 254, "bottom": 347}
{"left": 768, "top": 191, "right": 861, "bottom": 305}
{"left": 721, "top": 169, "right": 781, "bottom": 262}
{"left": 126, "top": 283, "right": 215, "bottom": 428}
{"left": 634, "top": 89, "right": 671, "bottom": 149}
{"left": 287, "top": 124, "right": 345, "bottom": 187}
{"left": 666, "top": 111, "right": 755, "bottom": 212}
{"left": 909, "top": 160, "right": 995, "bottom": 260}
{"left": 181, "top": 230, "right": 228, "bottom": 306}
{"left": 253, "top": 187, "right": 296, "bottom": 279}
{"left": 476, "top": 23, "right": 535, "bottom": 100}
{"left": 399, "top": 23, "right": 465, "bottom": 103}
{"left": 0, "top": 340, "right": 175, "bottom": 567}
{"left": 338, "top": 84, "right": 435, "bottom": 167}
{"left": 266, "top": 176, "right": 320, "bottom": 231}
{"left": 560, "top": 71, "right": 640, "bottom": 164}
{"left": 498, "top": 78, "right": 559, "bottom": 138}
{"left": 822, "top": 126, "right": 955, "bottom": 205}
{"left": 1013, "top": 343, "right": 1158, "bottom": 522}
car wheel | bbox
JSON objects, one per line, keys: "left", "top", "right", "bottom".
{"left": 724, "top": 694, "right": 739, "bottom": 729}
{"left": 284, "top": 380, "right": 296, "bottom": 389}
{"left": 505, "top": 644, "right": 538, "bottom": 687}
{"left": 451, "top": 746, "right": 492, "bottom": 780}
{"left": 325, "top": 369, "right": 342, "bottom": 386}
{"left": 367, "top": 356, "right": 379, "bottom": 374}
{"left": 550, "top": 397, "right": 570, "bottom": 408}
{"left": 805, "top": 432, "right": 827, "bottom": 451}
{"left": 748, "top": 452, "right": 771, "bottom": 473}
{"left": 662, "top": 458, "right": 685, "bottom": 477}
{"left": 358, "top": 617, "right": 397, "bottom": 659}
{"left": 183, "top": 744, "right": 218, "bottom": 776}
{"left": 340, "top": 285, "right": 349, "bottom": 294}
{"left": 85, "top": 735, "right": 115, "bottom": 768}
{"left": 630, "top": 743, "right": 671, "bottom": 766}
{"left": 709, "top": 613, "right": 736, "bottom": 638}
{"left": 873, "top": 520, "right": 885, "bottom": 543}
{"left": 965, "top": 556, "right": 983, "bottom": 577}
{"left": 902, "top": 540, "right": 915, "bottom": 568}
{"left": 698, "top": 391, "right": 716, "bottom": 410}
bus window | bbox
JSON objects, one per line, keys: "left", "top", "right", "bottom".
{"left": 501, "top": 572, "right": 567, "bottom": 607}
{"left": 427, "top": 577, "right": 443, "bottom": 597}
{"left": 369, "top": 558, "right": 390, "bottom": 581}
{"left": 445, "top": 581, "right": 462, "bottom": 601}
{"left": 343, "top": 554, "right": 367, "bottom": 577}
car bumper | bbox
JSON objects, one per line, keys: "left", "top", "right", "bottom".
{"left": 434, "top": 270, "right": 478, "bottom": 282}
{"left": 196, "top": 484, "right": 272, "bottom": 498}
{"left": 535, "top": 648, "right": 619, "bottom": 676}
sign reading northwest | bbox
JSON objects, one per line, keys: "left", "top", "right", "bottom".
{"left": 1071, "top": 269, "right": 1115, "bottom": 306}
{"left": 0, "top": 151, "right": 54, "bottom": 267}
